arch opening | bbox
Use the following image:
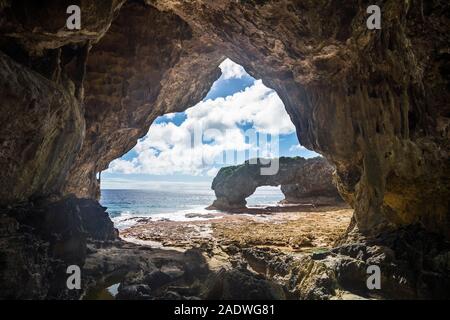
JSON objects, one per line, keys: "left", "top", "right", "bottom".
{"left": 245, "top": 185, "right": 284, "bottom": 207}
{"left": 99, "top": 59, "right": 339, "bottom": 226}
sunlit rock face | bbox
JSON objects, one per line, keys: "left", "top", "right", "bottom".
{"left": 209, "top": 157, "right": 342, "bottom": 210}
{"left": 0, "top": 0, "right": 449, "bottom": 240}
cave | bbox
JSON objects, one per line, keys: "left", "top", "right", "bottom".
{"left": 0, "top": 0, "right": 449, "bottom": 300}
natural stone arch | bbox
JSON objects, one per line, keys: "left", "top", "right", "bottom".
{"left": 209, "top": 157, "right": 342, "bottom": 210}
{"left": 0, "top": 0, "right": 449, "bottom": 240}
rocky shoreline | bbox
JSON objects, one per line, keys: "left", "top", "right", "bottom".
{"left": 109, "top": 204, "right": 449, "bottom": 300}
{"left": 1, "top": 198, "right": 448, "bottom": 300}
{"left": 120, "top": 204, "right": 353, "bottom": 253}
{"left": 83, "top": 203, "right": 358, "bottom": 300}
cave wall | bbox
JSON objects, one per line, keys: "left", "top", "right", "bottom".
{"left": 62, "top": 2, "right": 224, "bottom": 198}
{"left": 0, "top": 0, "right": 449, "bottom": 238}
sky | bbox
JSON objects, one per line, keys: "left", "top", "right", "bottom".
{"left": 101, "top": 59, "right": 319, "bottom": 189}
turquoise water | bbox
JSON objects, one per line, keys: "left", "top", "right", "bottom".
{"left": 100, "top": 184, "right": 284, "bottom": 228}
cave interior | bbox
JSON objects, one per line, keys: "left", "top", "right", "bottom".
{"left": 0, "top": 0, "right": 449, "bottom": 299}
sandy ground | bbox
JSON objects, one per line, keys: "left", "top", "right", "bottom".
{"left": 120, "top": 204, "right": 353, "bottom": 254}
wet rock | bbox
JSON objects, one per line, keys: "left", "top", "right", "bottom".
{"left": 294, "top": 225, "right": 450, "bottom": 299}
{"left": 185, "top": 213, "right": 216, "bottom": 219}
{"left": 116, "top": 284, "right": 152, "bottom": 300}
{"left": 203, "top": 268, "right": 286, "bottom": 300}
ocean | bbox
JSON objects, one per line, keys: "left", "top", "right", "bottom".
{"left": 100, "top": 183, "right": 284, "bottom": 229}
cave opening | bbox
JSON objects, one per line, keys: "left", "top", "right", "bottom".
{"left": 1, "top": 0, "right": 448, "bottom": 300}
{"left": 100, "top": 58, "right": 324, "bottom": 230}
{"left": 94, "top": 59, "right": 350, "bottom": 297}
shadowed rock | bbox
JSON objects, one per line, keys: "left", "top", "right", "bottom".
{"left": 0, "top": 196, "right": 118, "bottom": 299}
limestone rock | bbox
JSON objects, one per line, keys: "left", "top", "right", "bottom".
{"left": 209, "top": 157, "right": 342, "bottom": 210}
{"left": 0, "top": 52, "right": 84, "bottom": 206}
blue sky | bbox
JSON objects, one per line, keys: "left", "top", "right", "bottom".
{"left": 102, "top": 59, "right": 319, "bottom": 189}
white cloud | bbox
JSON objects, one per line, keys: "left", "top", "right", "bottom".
{"left": 206, "top": 167, "right": 220, "bottom": 177}
{"left": 289, "top": 144, "right": 306, "bottom": 152}
{"left": 164, "top": 112, "right": 176, "bottom": 119}
{"left": 184, "top": 80, "right": 295, "bottom": 135}
{"left": 219, "top": 58, "right": 247, "bottom": 79}
{"left": 107, "top": 61, "right": 296, "bottom": 176}
{"left": 108, "top": 158, "right": 138, "bottom": 174}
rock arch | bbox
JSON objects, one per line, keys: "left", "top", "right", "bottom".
{"left": 209, "top": 157, "right": 342, "bottom": 210}
{"left": 0, "top": 0, "right": 449, "bottom": 240}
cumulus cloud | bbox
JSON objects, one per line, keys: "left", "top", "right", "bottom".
{"left": 206, "top": 167, "right": 220, "bottom": 177}
{"left": 107, "top": 61, "right": 296, "bottom": 176}
{"left": 164, "top": 112, "right": 176, "bottom": 119}
{"left": 185, "top": 80, "right": 295, "bottom": 135}
{"left": 219, "top": 58, "right": 247, "bottom": 79}
{"left": 289, "top": 144, "right": 306, "bottom": 152}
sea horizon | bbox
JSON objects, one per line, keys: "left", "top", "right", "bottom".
{"left": 100, "top": 185, "right": 285, "bottom": 229}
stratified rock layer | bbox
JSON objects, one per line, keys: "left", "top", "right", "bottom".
{"left": 209, "top": 157, "right": 342, "bottom": 210}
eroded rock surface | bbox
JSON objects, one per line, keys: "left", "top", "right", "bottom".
{"left": 0, "top": 197, "right": 117, "bottom": 299}
{"left": 115, "top": 208, "right": 450, "bottom": 300}
{"left": 209, "top": 157, "right": 342, "bottom": 210}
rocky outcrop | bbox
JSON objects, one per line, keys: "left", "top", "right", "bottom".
{"left": 82, "top": 243, "right": 288, "bottom": 300}
{"left": 209, "top": 157, "right": 342, "bottom": 210}
{"left": 0, "top": 197, "right": 117, "bottom": 299}
{"left": 234, "top": 224, "right": 450, "bottom": 300}
{"left": 294, "top": 225, "right": 450, "bottom": 299}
